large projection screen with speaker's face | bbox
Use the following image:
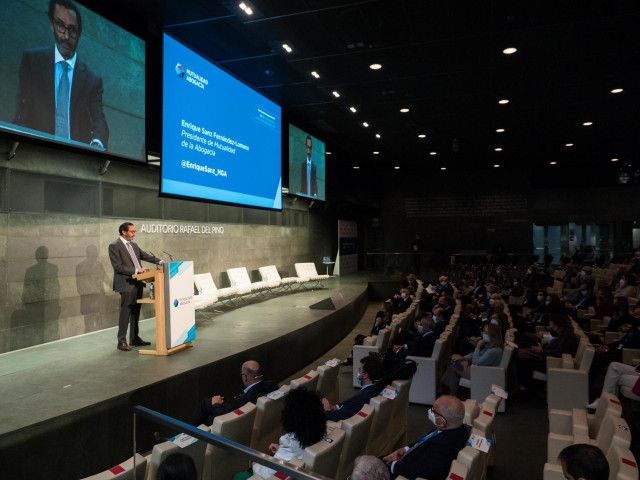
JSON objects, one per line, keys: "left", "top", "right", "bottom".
{"left": 161, "top": 33, "right": 282, "bottom": 210}
{"left": 0, "top": 0, "right": 146, "bottom": 162}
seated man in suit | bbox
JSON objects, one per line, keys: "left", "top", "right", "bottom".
{"left": 383, "top": 395, "right": 469, "bottom": 480}
{"left": 323, "top": 355, "right": 383, "bottom": 421}
{"left": 391, "top": 313, "right": 437, "bottom": 358}
{"left": 188, "top": 360, "right": 277, "bottom": 426}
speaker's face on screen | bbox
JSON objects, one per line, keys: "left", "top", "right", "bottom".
{"left": 306, "top": 137, "right": 312, "bottom": 159}
{"left": 50, "top": 4, "right": 80, "bottom": 60}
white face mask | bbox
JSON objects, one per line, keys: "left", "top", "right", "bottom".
{"left": 489, "top": 299, "right": 496, "bottom": 305}
{"left": 537, "top": 295, "right": 543, "bottom": 302}
{"left": 620, "top": 280, "right": 626, "bottom": 287}
{"left": 513, "top": 282, "right": 518, "bottom": 286}
{"left": 545, "top": 300, "right": 551, "bottom": 305}
{"left": 428, "top": 409, "right": 438, "bottom": 425}
{"left": 401, "top": 293, "right": 407, "bottom": 299}
{"left": 490, "top": 319, "right": 499, "bottom": 325}
{"left": 417, "top": 325, "right": 424, "bottom": 334}
{"left": 440, "top": 281, "right": 447, "bottom": 286}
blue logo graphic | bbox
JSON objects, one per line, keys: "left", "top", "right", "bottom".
{"left": 173, "top": 299, "right": 179, "bottom": 307}
{"left": 175, "top": 63, "right": 185, "bottom": 78}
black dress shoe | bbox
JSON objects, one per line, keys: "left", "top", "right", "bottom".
{"left": 130, "top": 337, "right": 151, "bottom": 346}
{"left": 117, "top": 342, "right": 131, "bottom": 351}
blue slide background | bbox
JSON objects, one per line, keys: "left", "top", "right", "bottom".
{"left": 162, "top": 34, "right": 282, "bottom": 209}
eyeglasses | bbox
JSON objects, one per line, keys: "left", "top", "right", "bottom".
{"left": 53, "top": 18, "right": 79, "bottom": 39}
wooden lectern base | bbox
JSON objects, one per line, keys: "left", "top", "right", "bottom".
{"left": 139, "top": 342, "right": 193, "bottom": 356}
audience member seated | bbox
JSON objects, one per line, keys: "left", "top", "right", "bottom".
{"left": 324, "top": 355, "right": 384, "bottom": 421}
{"left": 440, "top": 323, "right": 504, "bottom": 395}
{"left": 522, "top": 264, "right": 539, "bottom": 288}
{"left": 157, "top": 453, "right": 197, "bottom": 480}
{"left": 562, "top": 263, "right": 579, "bottom": 292}
{"left": 390, "top": 313, "right": 437, "bottom": 359}
{"left": 510, "top": 277, "right": 525, "bottom": 297}
{"left": 580, "top": 265, "right": 596, "bottom": 288}
{"left": 436, "top": 275, "right": 455, "bottom": 297}
{"left": 351, "top": 455, "right": 390, "bottom": 480}
{"left": 188, "top": 360, "right": 277, "bottom": 427}
{"left": 382, "top": 395, "right": 469, "bottom": 480}
{"left": 437, "top": 295, "right": 455, "bottom": 321}
{"left": 235, "top": 388, "right": 326, "bottom": 480}
{"left": 587, "top": 361, "right": 640, "bottom": 410}
{"left": 516, "top": 314, "right": 579, "bottom": 399}
{"left": 559, "top": 444, "right": 609, "bottom": 480}
{"left": 592, "top": 287, "right": 614, "bottom": 321}
{"left": 407, "top": 274, "right": 419, "bottom": 293}
{"left": 392, "top": 288, "right": 413, "bottom": 314}
{"left": 614, "top": 273, "right": 639, "bottom": 299}
{"left": 343, "top": 303, "right": 393, "bottom": 365}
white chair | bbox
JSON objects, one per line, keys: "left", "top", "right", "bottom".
{"left": 335, "top": 403, "right": 374, "bottom": 480}
{"left": 251, "top": 385, "right": 292, "bottom": 454}
{"left": 544, "top": 342, "right": 596, "bottom": 412}
{"left": 294, "top": 262, "right": 330, "bottom": 288}
{"left": 146, "top": 425, "right": 209, "bottom": 480}
{"left": 227, "top": 267, "right": 268, "bottom": 299}
{"left": 290, "top": 370, "right": 319, "bottom": 392}
{"left": 302, "top": 426, "right": 345, "bottom": 478}
{"left": 549, "top": 392, "right": 622, "bottom": 439}
{"left": 316, "top": 359, "right": 341, "bottom": 406}
{"left": 365, "top": 395, "right": 394, "bottom": 457}
{"left": 352, "top": 328, "right": 391, "bottom": 387}
{"left": 608, "top": 445, "right": 639, "bottom": 480}
{"left": 458, "top": 346, "right": 514, "bottom": 413}
{"left": 456, "top": 446, "right": 485, "bottom": 480}
{"left": 408, "top": 339, "right": 446, "bottom": 405}
{"left": 194, "top": 273, "right": 238, "bottom": 306}
{"left": 388, "top": 379, "right": 413, "bottom": 449}
{"left": 80, "top": 454, "right": 146, "bottom": 480}
{"left": 204, "top": 403, "right": 257, "bottom": 480}
{"left": 258, "top": 265, "right": 298, "bottom": 291}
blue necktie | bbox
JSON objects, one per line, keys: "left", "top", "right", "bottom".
{"left": 55, "top": 61, "right": 70, "bottom": 139}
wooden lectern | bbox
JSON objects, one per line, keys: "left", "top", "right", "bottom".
{"left": 133, "top": 268, "right": 192, "bottom": 356}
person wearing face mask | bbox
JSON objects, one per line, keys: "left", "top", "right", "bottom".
{"left": 436, "top": 275, "right": 454, "bottom": 297}
{"left": 440, "top": 324, "right": 504, "bottom": 394}
{"left": 391, "top": 313, "right": 437, "bottom": 358}
{"left": 509, "top": 276, "right": 524, "bottom": 297}
{"left": 392, "top": 288, "right": 413, "bottom": 314}
{"left": 614, "top": 273, "right": 638, "bottom": 299}
{"left": 323, "top": 355, "right": 383, "bottom": 421}
{"left": 382, "top": 395, "right": 469, "bottom": 480}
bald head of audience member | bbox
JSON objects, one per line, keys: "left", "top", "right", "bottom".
{"left": 241, "top": 360, "right": 263, "bottom": 388}
{"left": 351, "top": 455, "right": 390, "bottom": 480}
{"left": 432, "top": 395, "right": 465, "bottom": 431}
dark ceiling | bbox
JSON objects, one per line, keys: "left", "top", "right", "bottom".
{"left": 85, "top": 0, "right": 640, "bottom": 176}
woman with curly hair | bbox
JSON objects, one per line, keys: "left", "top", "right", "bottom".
{"left": 235, "top": 387, "right": 326, "bottom": 480}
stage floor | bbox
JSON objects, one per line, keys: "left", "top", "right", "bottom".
{"left": 0, "top": 274, "right": 369, "bottom": 438}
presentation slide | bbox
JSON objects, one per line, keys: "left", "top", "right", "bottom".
{"left": 0, "top": 0, "right": 146, "bottom": 162}
{"left": 288, "top": 124, "right": 326, "bottom": 201}
{"left": 161, "top": 34, "right": 282, "bottom": 210}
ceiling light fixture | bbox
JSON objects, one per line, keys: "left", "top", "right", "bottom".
{"left": 611, "top": 88, "right": 623, "bottom": 94}
{"left": 332, "top": 91, "right": 340, "bottom": 98}
{"left": 369, "top": 63, "right": 382, "bottom": 70}
{"left": 349, "top": 106, "right": 357, "bottom": 113}
{"left": 611, "top": 158, "right": 619, "bottom": 162}
{"left": 394, "top": 166, "right": 400, "bottom": 170}
{"left": 583, "top": 121, "right": 593, "bottom": 126}
{"left": 494, "top": 147, "right": 502, "bottom": 152}
{"left": 375, "top": 133, "right": 381, "bottom": 138}
{"left": 430, "top": 152, "right": 437, "bottom": 156}
{"left": 498, "top": 99, "right": 509, "bottom": 104}
{"left": 565, "top": 143, "right": 574, "bottom": 147}
{"left": 282, "top": 44, "right": 292, "bottom": 53}
{"left": 245, "top": 7, "right": 253, "bottom": 14}
{"left": 239, "top": 2, "right": 247, "bottom": 10}
{"left": 440, "top": 167, "right": 447, "bottom": 171}
{"left": 373, "top": 151, "right": 379, "bottom": 155}
{"left": 550, "top": 161, "right": 557, "bottom": 165}
{"left": 493, "top": 164, "right": 500, "bottom": 168}
{"left": 496, "top": 128, "right": 505, "bottom": 133}
{"left": 418, "top": 134, "right": 426, "bottom": 138}
{"left": 400, "top": 108, "right": 410, "bottom": 113}
{"left": 353, "top": 166, "right": 360, "bottom": 170}
{"left": 362, "top": 122, "right": 369, "bottom": 127}
{"left": 503, "top": 47, "right": 517, "bottom": 55}
{"left": 311, "top": 71, "right": 320, "bottom": 79}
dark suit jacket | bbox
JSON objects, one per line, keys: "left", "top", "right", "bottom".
{"left": 108, "top": 238, "right": 160, "bottom": 293}
{"left": 325, "top": 383, "right": 383, "bottom": 422}
{"left": 392, "top": 425, "right": 470, "bottom": 480}
{"left": 405, "top": 331, "right": 437, "bottom": 357}
{"left": 14, "top": 47, "right": 109, "bottom": 148}
{"left": 192, "top": 380, "right": 278, "bottom": 426}
{"left": 300, "top": 159, "right": 317, "bottom": 197}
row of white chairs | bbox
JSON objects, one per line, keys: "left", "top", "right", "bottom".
{"left": 193, "top": 263, "right": 330, "bottom": 310}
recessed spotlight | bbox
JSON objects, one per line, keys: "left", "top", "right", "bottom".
{"left": 375, "top": 133, "right": 381, "bottom": 138}
{"left": 245, "top": 7, "right": 253, "bottom": 14}
{"left": 496, "top": 128, "right": 505, "bottom": 133}
{"left": 583, "top": 121, "right": 593, "bottom": 126}
{"left": 349, "top": 106, "right": 357, "bottom": 113}
{"left": 494, "top": 147, "right": 502, "bottom": 152}
{"left": 611, "top": 88, "right": 623, "bottom": 94}
{"left": 503, "top": 47, "right": 517, "bottom": 55}
{"left": 400, "top": 108, "right": 410, "bottom": 113}
{"left": 332, "top": 91, "right": 340, "bottom": 98}
{"left": 565, "top": 143, "right": 574, "bottom": 147}
{"left": 326, "top": 152, "right": 332, "bottom": 155}
{"left": 430, "top": 152, "right": 437, "bottom": 156}
{"left": 550, "top": 161, "right": 557, "bottom": 165}
{"left": 498, "top": 99, "right": 509, "bottom": 104}
{"left": 370, "top": 63, "right": 382, "bottom": 70}
{"left": 440, "top": 167, "right": 447, "bottom": 171}
{"left": 373, "top": 151, "right": 379, "bottom": 155}
{"left": 353, "top": 166, "right": 360, "bottom": 170}
{"left": 493, "top": 164, "right": 500, "bottom": 168}
{"left": 239, "top": 2, "right": 247, "bottom": 10}
{"left": 394, "top": 166, "right": 400, "bottom": 170}
{"left": 311, "top": 71, "right": 320, "bottom": 79}
{"left": 282, "top": 44, "right": 292, "bottom": 53}
{"left": 418, "top": 134, "right": 426, "bottom": 138}
{"left": 362, "top": 122, "right": 369, "bottom": 127}
{"left": 611, "top": 158, "right": 619, "bottom": 162}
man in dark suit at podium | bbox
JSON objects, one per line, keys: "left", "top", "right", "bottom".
{"left": 108, "top": 222, "right": 162, "bottom": 351}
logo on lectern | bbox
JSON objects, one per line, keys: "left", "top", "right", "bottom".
{"left": 173, "top": 299, "right": 179, "bottom": 307}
